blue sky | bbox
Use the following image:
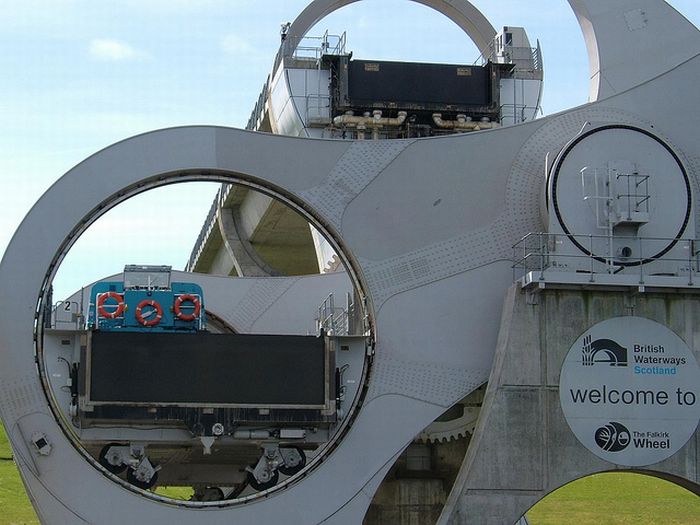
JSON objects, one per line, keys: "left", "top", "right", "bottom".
{"left": 1, "top": 0, "right": 699, "bottom": 300}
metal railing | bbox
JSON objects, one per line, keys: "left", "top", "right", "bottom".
{"left": 531, "top": 42, "right": 542, "bottom": 71}
{"left": 317, "top": 293, "right": 347, "bottom": 336}
{"left": 512, "top": 232, "right": 699, "bottom": 286}
{"left": 316, "top": 292, "right": 363, "bottom": 336}
{"left": 185, "top": 183, "right": 234, "bottom": 272}
{"left": 248, "top": 31, "right": 345, "bottom": 131}
{"left": 246, "top": 76, "right": 271, "bottom": 131}
{"left": 476, "top": 42, "right": 543, "bottom": 72}
{"left": 499, "top": 103, "right": 541, "bottom": 125}
{"left": 50, "top": 300, "right": 83, "bottom": 330}
{"left": 291, "top": 30, "right": 347, "bottom": 61}
{"left": 581, "top": 167, "right": 651, "bottom": 229}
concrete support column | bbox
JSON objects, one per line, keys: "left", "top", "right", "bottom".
{"left": 217, "top": 207, "right": 276, "bottom": 277}
{"left": 438, "top": 285, "right": 700, "bottom": 525}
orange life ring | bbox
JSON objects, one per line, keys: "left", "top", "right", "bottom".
{"left": 173, "top": 294, "right": 201, "bottom": 322}
{"left": 97, "top": 291, "right": 125, "bottom": 319}
{"left": 135, "top": 299, "right": 163, "bottom": 327}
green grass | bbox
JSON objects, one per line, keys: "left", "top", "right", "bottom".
{"left": 527, "top": 471, "right": 700, "bottom": 525}
{"left": 0, "top": 461, "right": 40, "bottom": 525}
{"left": 153, "top": 486, "right": 194, "bottom": 500}
{"left": 0, "top": 424, "right": 40, "bottom": 525}
{"left": 0, "top": 422, "right": 698, "bottom": 524}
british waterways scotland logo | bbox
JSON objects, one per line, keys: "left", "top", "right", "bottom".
{"left": 560, "top": 316, "right": 700, "bottom": 467}
{"left": 582, "top": 335, "right": 628, "bottom": 367}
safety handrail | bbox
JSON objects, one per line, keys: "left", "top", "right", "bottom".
{"left": 290, "top": 31, "right": 346, "bottom": 61}
{"left": 512, "top": 232, "right": 699, "bottom": 286}
{"left": 185, "top": 182, "right": 235, "bottom": 272}
{"left": 317, "top": 292, "right": 358, "bottom": 336}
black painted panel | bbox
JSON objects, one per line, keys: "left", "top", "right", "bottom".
{"left": 347, "top": 60, "right": 490, "bottom": 106}
{"left": 89, "top": 332, "right": 326, "bottom": 406}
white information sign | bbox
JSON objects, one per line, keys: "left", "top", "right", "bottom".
{"left": 559, "top": 316, "right": 700, "bottom": 466}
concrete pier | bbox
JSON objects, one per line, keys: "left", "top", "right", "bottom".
{"left": 439, "top": 284, "right": 700, "bottom": 525}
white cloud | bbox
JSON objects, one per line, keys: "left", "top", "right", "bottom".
{"left": 220, "top": 34, "right": 256, "bottom": 56}
{"left": 219, "top": 33, "right": 275, "bottom": 65}
{"left": 89, "top": 39, "right": 149, "bottom": 62}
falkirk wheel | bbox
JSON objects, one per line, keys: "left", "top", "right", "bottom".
{"left": 1, "top": 1, "right": 699, "bottom": 524}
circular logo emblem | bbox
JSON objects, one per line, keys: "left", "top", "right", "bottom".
{"left": 559, "top": 316, "right": 700, "bottom": 466}
{"left": 594, "top": 422, "right": 630, "bottom": 452}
